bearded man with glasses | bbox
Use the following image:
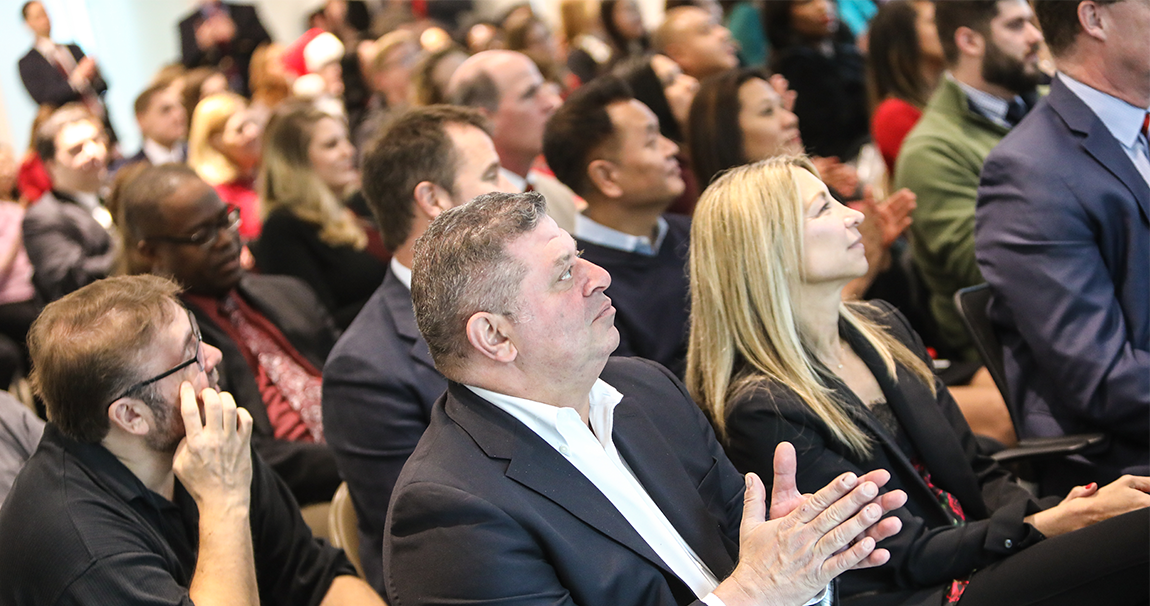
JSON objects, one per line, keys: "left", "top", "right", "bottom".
{"left": 115, "top": 163, "right": 342, "bottom": 507}
{"left": 0, "top": 274, "right": 383, "bottom": 605}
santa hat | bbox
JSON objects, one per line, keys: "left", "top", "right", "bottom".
{"left": 282, "top": 28, "right": 345, "bottom": 78}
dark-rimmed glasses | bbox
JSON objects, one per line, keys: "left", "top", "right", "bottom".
{"left": 145, "top": 207, "right": 240, "bottom": 249}
{"left": 106, "top": 308, "right": 204, "bottom": 407}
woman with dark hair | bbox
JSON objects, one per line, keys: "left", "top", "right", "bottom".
{"left": 615, "top": 53, "right": 702, "bottom": 213}
{"left": 762, "top": 0, "right": 869, "bottom": 161}
{"left": 601, "top": 0, "right": 650, "bottom": 66}
{"left": 867, "top": 0, "right": 944, "bottom": 174}
{"left": 255, "top": 102, "right": 385, "bottom": 329}
{"left": 686, "top": 155, "right": 1150, "bottom": 606}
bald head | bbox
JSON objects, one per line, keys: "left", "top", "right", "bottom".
{"left": 446, "top": 50, "right": 561, "bottom": 177}
{"left": 653, "top": 6, "right": 738, "bottom": 81}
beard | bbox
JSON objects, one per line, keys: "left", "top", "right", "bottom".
{"left": 142, "top": 390, "right": 185, "bottom": 456}
{"left": 982, "top": 39, "right": 1042, "bottom": 95}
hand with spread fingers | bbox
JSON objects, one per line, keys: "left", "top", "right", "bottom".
{"left": 713, "top": 442, "right": 906, "bottom": 606}
{"left": 173, "top": 382, "right": 254, "bottom": 511}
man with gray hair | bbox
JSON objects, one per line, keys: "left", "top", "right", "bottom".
{"left": 447, "top": 50, "right": 578, "bottom": 232}
{"left": 383, "top": 191, "right": 906, "bottom": 606}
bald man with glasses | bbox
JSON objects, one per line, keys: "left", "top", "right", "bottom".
{"left": 0, "top": 275, "right": 383, "bottom": 606}
{"left": 115, "top": 163, "right": 342, "bottom": 506}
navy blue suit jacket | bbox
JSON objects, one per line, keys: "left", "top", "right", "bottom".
{"left": 383, "top": 357, "right": 743, "bottom": 606}
{"left": 975, "top": 76, "right": 1149, "bottom": 491}
{"left": 18, "top": 43, "right": 107, "bottom": 107}
{"left": 322, "top": 270, "right": 446, "bottom": 591}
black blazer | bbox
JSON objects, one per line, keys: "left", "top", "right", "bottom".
{"left": 185, "top": 274, "right": 341, "bottom": 506}
{"left": 18, "top": 43, "right": 107, "bottom": 107}
{"left": 723, "top": 301, "right": 1055, "bottom": 603}
{"left": 321, "top": 270, "right": 447, "bottom": 592}
{"left": 384, "top": 357, "right": 744, "bottom": 606}
{"left": 22, "top": 190, "right": 115, "bottom": 302}
{"left": 178, "top": 2, "right": 271, "bottom": 97}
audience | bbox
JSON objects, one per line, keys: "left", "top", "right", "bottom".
{"left": 559, "top": 0, "right": 613, "bottom": 84}
{"left": 353, "top": 30, "right": 420, "bottom": 152}
{"left": 324, "top": 105, "right": 512, "bottom": 592}
{"left": 976, "top": 0, "right": 1150, "bottom": 496}
{"left": 247, "top": 42, "right": 292, "bottom": 127}
{"left": 0, "top": 274, "right": 381, "bottom": 604}
{"left": 22, "top": 105, "right": 116, "bottom": 303}
{"left": 687, "top": 155, "right": 1150, "bottom": 605}
{"left": 544, "top": 76, "right": 691, "bottom": 376}
{"left": 385, "top": 190, "right": 905, "bottom": 606}
{"left": 188, "top": 92, "right": 263, "bottom": 240}
{"left": 866, "top": 0, "right": 945, "bottom": 175}
{"left": 181, "top": 66, "right": 230, "bottom": 129}
{"left": 653, "top": 5, "right": 739, "bottom": 82}
{"left": 0, "top": 173, "right": 39, "bottom": 384}
{"left": 764, "top": 0, "right": 870, "bottom": 161}
{"left": 178, "top": 0, "right": 272, "bottom": 96}
{"left": 447, "top": 50, "right": 578, "bottom": 232}
{"left": 601, "top": 0, "right": 651, "bottom": 66}
{"left": 116, "top": 164, "right": 342, "bottom": 506}
{"left": 127, "top": 83, "right": 189, "bottom": 167}
{"left": 411, "top": 44, "right": 468, "bottom": 107}
{"left": 896, "top": 0, "right": 1044, "bottom": 361}
{"left": 255, "top": 102, "right": 385, "bottom": 330}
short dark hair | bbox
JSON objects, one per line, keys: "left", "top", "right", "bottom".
{"left": 361, "top": 105, "right": 492, "bottom": 250}
{"left": 543, "top": 75, "right": 634, "bottom": 197}
{"left": 935, "top": 0, "right": 1001, "bottom": 65}
{"left": 28, "top": 275, "right": 182, "bottom": 442}
{"left": 687, "top": 67, "right": 771, "bottom": 189}
{"left": 614, "top": 54, "right": 682, "bottom": 142}
{"left": 35, "top": 104, "right": 102, "bottom": 163}
{"left": 117, "top": 163, "right": 202, "bottom": 245}
{"left": 448, "top": 69, "right": 501, "bottom": 113}
{"left": 134, "top": 82, "right": 173, "bottom": 118}
{"left": 411, "top": 191, "right": 547, "bottom": 378}
{"left": 20, "top": 1, "right": 37, "bottom": 21}
{"left": 1033, "top": 0, "right": 1123, "bottom": 57}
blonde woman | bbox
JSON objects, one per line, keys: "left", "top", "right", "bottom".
{"left": 187, "top": 92, "right": 263, "bottom": 240}
{"left": 686, "top": 156, "right": 1149, "bottom": 606}
{"left": 254, "top": 102, "right": 385, "bottom": 329}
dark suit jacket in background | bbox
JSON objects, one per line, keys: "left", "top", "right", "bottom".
{"left": 22, "top": 190, "right": 116, "bottom": 302}
{"left": 185, "top": 274, "right": 341, "bottom": 505}
{"left": 178, "top": 2, "right": 271, "bottom": 97}
{"left": 384, "top": 357, "right": 744, "bottom": 606}
{"left": 723, "top": 302, "right": 1052, "bottom": 603}
{"left": 18, "top": 43, "right": 108, "bottom": 108}
{"left": 322, "top": 271, "right": 446, "bottom": 592}
{"left": 975, "top": 76, "right": 1149, "bottom": 494}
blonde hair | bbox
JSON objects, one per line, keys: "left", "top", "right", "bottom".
{"left": 259, "top": 102, "right": 365, "bottom": 250}
{"left": 187, "top": 92, "right": 246, "bottom": 186}
{"left": 686, "top": 156, "right": 935, "bottom": 459}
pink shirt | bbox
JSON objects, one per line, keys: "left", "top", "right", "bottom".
{"left": 0, "top": 203, "right": 36, "bottom": 305}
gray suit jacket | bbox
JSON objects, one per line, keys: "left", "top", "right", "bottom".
{"left": 22, "top": 191, "right": 115, "bottom": 302}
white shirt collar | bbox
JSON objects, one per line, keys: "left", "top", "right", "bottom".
{"left": 389, "top": 257, "right": 412, "bottom": 290}
{"left": 574, "top": 213, "right": 669, "bottom": 256}
{"left": 1058, "top": 72, "right": 1150, "bottom": 151}
{"left": 34, "top": 37, "right": 56, "bottom": 57}
{"left": 142, "top": 138, "right": 185, "bottom": 165}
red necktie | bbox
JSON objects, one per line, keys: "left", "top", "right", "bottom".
{"left": 1141, "top": 112, "right": 1149, "bottom": 139}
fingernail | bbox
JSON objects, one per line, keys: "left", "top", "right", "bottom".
{"left": 842, "top": 473, "right": 857, "bottom": 487}
{"left": 745, "top": 474, "right": 752, "bottom": 489}
{"left": 861, "top": 482, "right": 876, "bottom": 498}
{"left": 1085, "top": 483, "right": 1097, "bottom": 490}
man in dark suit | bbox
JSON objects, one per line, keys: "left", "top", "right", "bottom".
{"left": 384, "top": 191, "right": 907, "bottom": 606}
{"left": 117, "top": 163, "right": 341, "bottom": 506}
{"left": 975, "top": 0, "right": 1150, "bottom": 496}
{"left": 17, "top": 1, "right": 114, "bottom": 141}
{"left": 323, "top": 105, "right": 512, "bottom": 591}
{"left": 22, "top": 106, "right": 116, "bottom": 302}
{"left": 178, "top": 0, "right": 272, "bottom": 96}
{"left": 124, "top": 83, "right": 188, "bottom": 167}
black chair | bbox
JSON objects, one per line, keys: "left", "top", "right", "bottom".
{"left": 953, "top": 284, "right": 1107, "bottom": 466}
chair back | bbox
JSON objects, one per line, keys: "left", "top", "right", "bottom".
{"left": 954, "top": 284, "right": 1018, "bottom": 428}
{"left": 328, "top": 482, "right": 363, "bottom": 577}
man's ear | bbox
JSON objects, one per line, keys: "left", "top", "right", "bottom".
{"left": 465, "top": 312, "right": 518, "bottom": 363}
{"left": 587, "top": 158, "right": 623, "bottom": 199}
{"left": 1078, "top": 1, "right": 1107, "bottom": 41}
{"left": 954, "top": 26, "right": 985, "bottom": 59}
{"left": 413, "top": 181, "right": 454, "bottom": 219}
{"left": 107, "top": 397, "right": 152, "bottom": 437}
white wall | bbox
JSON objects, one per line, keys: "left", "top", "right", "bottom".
{"left": 0, "top": 0, "right": 663, "bottom": 154}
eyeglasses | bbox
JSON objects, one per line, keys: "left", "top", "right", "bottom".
{"left": 106, "top": 308, "right": 205, "bottom": 407}
{"left": 145, "top": 207, "right": 241, "bottom": 249}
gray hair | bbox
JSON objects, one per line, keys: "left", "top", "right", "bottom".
{"left": 411, "top": 191, "right": 548, "bottom": 378}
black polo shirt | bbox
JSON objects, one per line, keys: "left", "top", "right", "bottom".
{"left": 0, "top": 424, "right": 355, "bottom": 605}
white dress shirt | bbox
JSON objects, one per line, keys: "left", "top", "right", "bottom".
{"left": 389, "top": 257, "right": 412, "bottom": 290}
{"left": 1059, "top": 72, "right": 1150, "bottom": 186}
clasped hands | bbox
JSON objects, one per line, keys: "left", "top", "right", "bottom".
{"left": 714, "top": 443, "right": 906, "bottom": 606}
